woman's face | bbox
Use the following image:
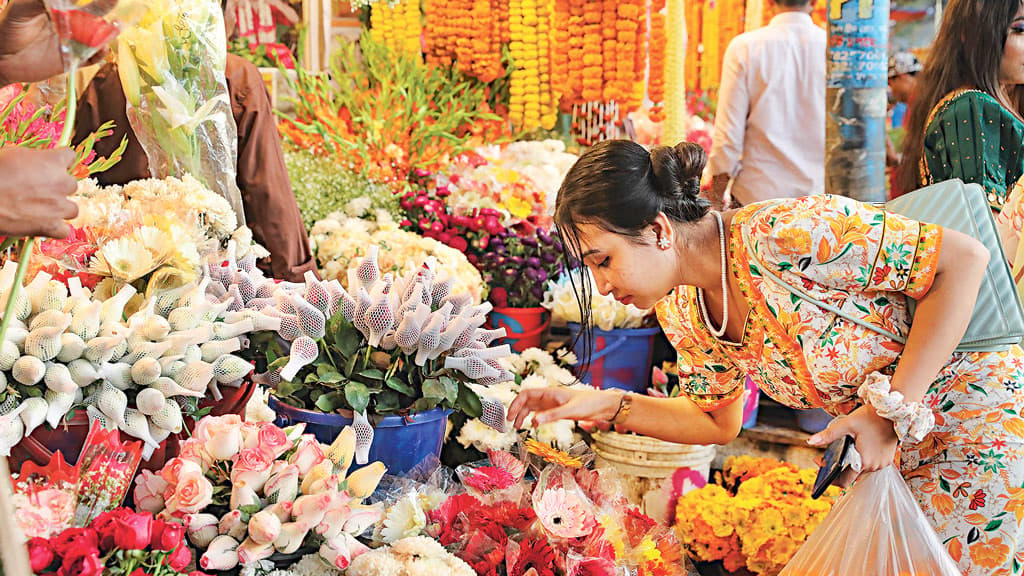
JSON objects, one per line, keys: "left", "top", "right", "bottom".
{"left": 1000, "top": 6, "right": 1024, "bottom": 86}
{"left": 574, "top": 223, "right": 678, "bottom": 310}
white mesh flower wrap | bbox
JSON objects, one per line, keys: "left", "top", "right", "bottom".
{"left": 352, "top": 409, "right": 374, "bottom": 465}
{"left": 355, "top": 245, "right": 381, "bottom": 293}
{"left": 279, "top": 336, "right": 319, "bottom": 381}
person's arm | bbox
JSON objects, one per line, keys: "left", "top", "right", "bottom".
{"left": 507, "top": 386, "right": 744, "bottom": 446}
{"left": 707, "top": 40, "right": 748, "bottom": 210}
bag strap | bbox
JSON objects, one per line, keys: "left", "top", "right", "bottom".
{"left": 919, "top": 88, "right": 986, "bottom": 186}
{"left": 740, "top": 204, "right": 908, "bottom": 345}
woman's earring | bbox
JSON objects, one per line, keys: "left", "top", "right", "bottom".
{"left": 657, "top": 236, "right": 671, "bottom": 250}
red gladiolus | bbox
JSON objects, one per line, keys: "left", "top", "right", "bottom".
{"left": 50, "top": 9, "right": 119, "bottom": 49}
{"left": 27, "top": 538, "right": 55, "bottom": 572}
{"left": 112, "top": 513, "right": 152, "bottom": 551}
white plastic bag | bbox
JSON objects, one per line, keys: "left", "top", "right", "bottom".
{"left": 779, "top": 466, "right": 960, "bottom": 575}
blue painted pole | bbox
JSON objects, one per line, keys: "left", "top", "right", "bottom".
{"left": 826, "top": 0, "right": 890, "bottom": 202}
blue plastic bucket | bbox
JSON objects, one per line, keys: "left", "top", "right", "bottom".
{"left": 567, "top": 323, "right": 660, "bottom": 392}
{"left": 268, "top": 397, "right": 451, "bottom": 476}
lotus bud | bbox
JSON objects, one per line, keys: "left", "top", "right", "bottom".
{"left": 212, "top": 354, "right": 252, "bottom": 383}
{"left": 67, "top": 359, "right": 99, "bottom": 388}
{"left": 121, "top": 340, "right": 172, "bottom": 364}
{"left": 273, "top": 520, "right": 312, "bottom": 554}
{"left": 247, "top": 510, "right": 283, "bottom": 546}
{"left": 319, "top": 532, "right": 369, "bottom": 571}
{"left": 141, "top": 314, "right": 171, "bottom": 341}
{"left": 185, "top": 513, "right": 219, "bottom": 548}
{"left": 326, "top": 426, "right": 357, "bottom": 476}
{"left": 43, "top": 362, "right": 77, "bottom": 394}
{"left": 414, "top": 306, "right": 449, "bottom": 366}
{"left": 355, "top": 246, "right": 380, "bottom": 293}
{"left": 24, "top": 325, "right": 65, "bottom": 362}
{"left": 200, "top": 535, "right": 240, "bottom": 571}
{"left": 44, "top": 389, "right": 74, "bottom": 428}
{"left": 100, "top": 284, "right": 137, "bottom": 326}
{"left": 344, "top": 461, "right": 387, "bottom": 500}
{"left": 98, "top": 362, "right": 133, "bottom": 390}
{"left": 143, "top": 421, "right": 170, "bottom": 461}
{"left": 1, "top": 289, "right": 31, "bottom": 323}
{"left": 12, "top": 354, "right": 45, "bottom": 385}
{"left": 395, "top": 302, "right": 430, "bottom": 355}
{"left": 19, "top": 397, "right": 47, "bottom": 436}
{"left": 69, "top": 301, "right": 101, "bottom": 341}
{"left": 290, "top": 294, "right": 326, "bottom": 340}
{"left": 201, "top": 337, "right": 242, "bottom": 362}
{"left": 300, "top": 459, "right": 333, "bottom": 495}
{"left": 131, "top": 357, "right": 162, "bottom": 386}
{"left": 149, "top": 376, "right": 202, "bottom": 399}
{"left": 32, "top": 280, "right": 68, "bottom": 314}
{"left": 136, "top": 387, "right": 167, "bottom": 417}
{"left": 122, "top": 408, "right": 159, "bottom": 448}
{"left": 212, "top": 319, "right": 255, "bottom": 341}
{"left": 0, "top": 403, "right": 25, "bottom": 456}
{"left": 83, "top": 335, "right": 124, "bottom": 364}
{"left": 279, "top": 336, "right": 318, "bottom": 382}
{"left": 5, "top": 323, "right": 28, "bottom": 350}
{"left": 264, "top": 464, "right": 300, "bottom": 504}
{"left": 175, "top": 360, "right": 215, "bottom": 393}
{"left": 55, "top": 333, "right": 86, "bottom": 363}
{"left": 28, "top": 309, "right": 71, "bottom": 331}
{"left": 265, "top": 501, "right": 293, "bottom": 523}
{"left": 0, "top": 340, "right": 19, "bottom": 371}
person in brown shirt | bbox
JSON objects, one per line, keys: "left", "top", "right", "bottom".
{"left": 73, "top": 53, "right": 316, "bottom": 282}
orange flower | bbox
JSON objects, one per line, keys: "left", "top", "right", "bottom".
{"left": 525, "top": 438, "right": 583, "bottom": 468}
{"left": 970, "top": 536, "right": 1012, "bottom": 569}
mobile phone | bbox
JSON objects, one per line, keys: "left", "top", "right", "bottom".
{"left": 811, "top": 435, "right": 853, "bottom": 499}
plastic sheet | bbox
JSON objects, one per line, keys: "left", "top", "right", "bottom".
{"left": 779, "top": 466, "right": 960, "bottom": 575}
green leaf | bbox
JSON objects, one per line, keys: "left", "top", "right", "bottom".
{"left": 345, "top": 381, "right": 371, "bottom": 413}
{"left": 336, "top": 320, "right": 362, "bottom": 357}
{"left": 457, "top": 382, "right": 483, "bottom": 419}
{"left": 268, "top": 356, "right": 289, "bottom": 371}
{"left": 359, "top": 368, "right": 385, "bottom": 382}
{"left": 375, "top": 390, "right": 400, "bottom": 413}
{"left": 422, "top": 378, "right": 446, "bottom": 399}
{"left": 315, "top": 394, "right": 337, "bottom": 412}
{"left": 440, "top": 376, "right": 459, "bottom": 405}
{"left": 345, "top": 353, "right": 360, "bottom": 376}
{"left": 319, "top": 371, "right": 346, "bottom": 384}
{"left": 276, "top": 378, "right": 304, "bottom": 397}
{"left": 385, "top": 376, "right": 415, "bottom": 396}
{"left": 985, "top": 519, "right": 1003, "bottom": 532}
{"left": 939, "top": 476, "right": 951, "bottom": 492}
{"left": 413, "top": 396, "right": 442, "bottom": 412}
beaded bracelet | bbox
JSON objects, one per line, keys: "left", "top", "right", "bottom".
{"left": 857, "top": 372, "right": 934, "bottom": 444}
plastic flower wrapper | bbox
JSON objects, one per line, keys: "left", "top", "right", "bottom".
{"left": 531, "top": 464, "right": 599, "bottom": 542}
{"left": 348, "top": 535, "right": 476, "bottom": 576}
{"left": 455, "top": 447, "right": 529, "bottom": 505}
{"left": 525, "top": 438, "right": 594, "bottom": 478}
{"left": 73, "top": 420, "right": 143, "bottom": 525}
{"left": 115, "top": 0, "right": 246, "bottom": 224}
{"left": 11, "top": 451, "right": 79, "bottom": 540}
{"left": 543, "top": 268, "right": 651, "bottom": 330}
{"left": 369, "top": 464, "right": 460, "bottom": 545}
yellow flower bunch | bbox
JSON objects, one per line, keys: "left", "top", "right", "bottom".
{"left": 662, "top": 0, "right": 689, "bottom": 145}
{"left": 509, "top": 0, "right": 555, "bottom": 131}
{"left": 676, "top": 460, "right": 842, "bottom": 575}
{"left": 370, "top": 0, "right": 422, "bottom": 61}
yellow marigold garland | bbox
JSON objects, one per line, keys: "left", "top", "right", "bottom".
{"left": 685, "top": 0, "right": 702, "bottom": 93}
{"left": 369, "top": 0, "right": 422, "bottom": 61}
{"left": 648, "top": 0, "right": 667, "bottom": 122}
{"left": 509, "top": 0, "right": 552, "bottom": 131}
{"left": 663, "top": 0, "right": 689, "bottom": 145}
{"left": 537, "top": 0, "right": 557, "bottom": 129}
{"left": 700, "top": 0, "right": 720, "bottom": 90}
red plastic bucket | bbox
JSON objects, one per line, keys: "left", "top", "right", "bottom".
{"left": 487, "top": 306, "right": 550, "bottom": 352}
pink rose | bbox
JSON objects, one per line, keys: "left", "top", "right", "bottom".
{"left": 240, "top": 421, "right": 262, "bottom": 449}
{"left": 193, "top": 414, "right": 243, "bottom": 443}
{"left": 160, "top": 458, "right": 203, "bottom": 487}
{"left": 164, "top": 467, "right": 214, "bottom": 515}
{"left": 288, "top": 435, "right": 326, "bottom": 477}
{"left": 230, "top": 448, "right": 274, "bottom": 493}
{"left": 134, "top": 470, "right": 169, "bottom": 514}
{"left": 184, "top": 513, "right": 219, "bottom": 548}
{"left": 230, "top": 481, "right": 259, "bottom": 510}
{"left": 178, "top": 439, "right": 214, "bottom": 472}
{"left": 256, "top": 425, "right": 291, "bottom": 460}
{"left": 247, "top": 510, "right": 282, "bottom": 545}
{"left": 237, "top": 538, "right": 275, "bottom": 566}
{"left": 204, "top": 423, "right": 243, "bottom": 461}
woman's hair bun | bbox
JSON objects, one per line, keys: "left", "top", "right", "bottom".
{"left": 650, "top": 141, "right": 707, "bottom": 201}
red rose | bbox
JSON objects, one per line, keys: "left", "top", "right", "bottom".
{"left": 165, "top": 544, "right": 192, "bottom": 572}
{"left": 57, "top": 551, "right": 102, "bottom": 576}
{"left": 149, "top": 519, "right": 185, "bottom": 552}
{"left": 128, "top": 570, "right": 149, "bottom": 576}
{"left": 27, "top": 538, "right": 55, "bottom": 572}
{"left": 91, "top": 509, "right": 129, "bottom": 552}
{"left": 188, "top": 572, "right": 212, "bottom": 576}
{"left": 50, "top": 528, "right": 99, "bottom": 562}
{"left": 112, "top": 513, "right": 152, "bottom": 551}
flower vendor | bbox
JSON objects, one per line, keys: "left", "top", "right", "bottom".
{"left": 74, "top": 52, "right": 315, "bottom": 282}
{"left": 510, "top": 139, "right": 1024, "bottom": 575}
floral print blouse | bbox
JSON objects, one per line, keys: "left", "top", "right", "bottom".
{"left": 655, "top": 195, "right": 943, "bottom": 416}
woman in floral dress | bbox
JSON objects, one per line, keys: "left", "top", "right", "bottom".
{"left": 508, "top": 139, "right": 1024, "bottom": 575}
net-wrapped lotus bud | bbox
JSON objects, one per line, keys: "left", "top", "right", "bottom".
{"left": 338, "top": 289, "right": 358, "bottom": 323}
{"left": 430, "top": 272, "right": 453, "bottom": 307}
{"left": 19, "top": 397, "right": 47, "bottom": 437}
{"left": 352, "top": 288, "right": 372, "bottom": 335}
{"left": 232, "top": 270, "right": 258, "bottom": 303}
{"left": 325, "top": 280, "right": 345, "bottom": 319}
{"left": 150, "top": 376, "right": 204, "bottom": 398}
{"left": 163, "top": 325, "right": 215, "bottom": 357}
{"left": 141, "top": 315, "right": 171, "bottom": 341}
{"left": 44, "top": 362, "right": 77, "bottom": 394}
{"left": 83, "top": 335, "right": 124, "bottom": 364}
{"left": 473, "top": 327, "right": 507, "bottom": 346}
{"left": 451, "top": 314, "right": 487, "bottom": 350}
{"left": 143, "top": 419, "right": 172, "bottom": 460}
{"left": 56, "top": 333, "right": 86, "bottom": 363}
{"left": 24, "top": 325, "right": 65, "bottom": 361}
{"left": 212, "top": 354, "right": 252, "bottom": 384}
{"left": 121, "top": 408, "right": 159, "bottom": 448}
{"left": 136, "top": 387, "right": 166, "bottom": 416}
{"left": 437, "top": 317, "right": 470, "bottom": 354}
{"left": 251, "top": 368, "right": 281, "bottom": 388}
{"left": 202, "top": 298, "right": 236, "bottom": 323}
{"left": 2, "top": 288, "right": 33, "bottom": 323}
{"left": 98, "top": 362, "right": 133, "bottom": 390}
{"left": 443, "top": 355, "right": 501, "bottom": 381}
{"left": 274, "top": 291, "right": 296, "bottom": 315}
{"left": 255, "top": 279, "right": 278, "bottom": 300}
{"left": 363, "top": 293, "right": 395, "bottom": 348}
{"left": 416, "top": 303, "right": 452, "bottom": 365}
{"left": 290, "top": 295, "right": 326, "bottom": 340}
{"left": 440, "top": 291, "right": 472, "bottom": 318}
{"left": 158, "top": 355, "right": 184, "bottom": 376}
{"left": 244, "top": 297, "right": 274, "bottom": 312}
{"left": 251, "top": 313, "right": 281, "bottom": 333}
{"left": 85, "top": 405, "right": 113, "bottom": 430}
{"left": 279, "top": 336, "right": 319, "bottom": 381}
{"left": 0, "top": 340, "right": 19, "bottom": 371}
{"left": 22, "top": 271, "right": 51, "bottom": 312}
{"left": 183, "top": 344, "right": 203, "bottom": 364}
{"left": 175, "top": 360, "right": 215, "bottom": 393}
{"left": 351, "top": 410, "right": 375, "bottom": 466}
{"left": 44, "top": 389, "right": 75, "bottom": 428}
{"left": 206, "top": 278, "right": 228, "bottom": 300}
{"left": 5, "top": 321, "right": 28, "bottom": 350}
{"left": 355, "top": 246, "right": 381, "bottom": 293}
{"left": 131, "top": 357, "right": 163, "bottom": 386}
{"left": 68, "top": 359, "right": 101, "bottom": 387}
{"left": 201, "top": 337, "right": 243, "bottom": 362}
{"left": 0, "top": 404, "right": 25, "bottom": 456}
{"left": 29, "top": 309, "right": 71, "bottom": 332}
{"left": 212, "top": 318, "right": 255, "bottom": 341}
{"left": 149, "top": 396, "right": 182, "bottom": 433}
{"left": 176, "top": 277, "right": 211, "bottom": 310}
{"left": 303, "top": 274, "right": 331, "bottom": 317}
{"left": 12, "top": 355, "right": 46, "bottom": 385}
{"left": 224, "top": 285, "right": 244, "bottom": 313}
{"left": 168, "top": 305, "right": 204, "bottom": 332}
{"left": 97, "top": 382, "right": 128, "bottom": 428}
{"left": 100, "top": 284, "right": 138, "bottom": 326}
{"left": 122, "top": 340, "right": 173, "bottom": 365}
{"left": 453, "top": 344, "right": 512, "bottom": 360}
{"left": 239, "top": 251, "right": 258, "bottom": 273}
{"left": 32, "top": 280, "right": 69, "bottom": 315}
{"left": 395, "top": 302, "right": 430, "bottom": 355}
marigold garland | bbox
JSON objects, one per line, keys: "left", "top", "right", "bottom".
{"left": 663, "top": 0, "right": 689, "bottom": 145}
{"left": 700, "top": 0, "right": 720, "bottom": 90}
{"left": 369, "top": 0, "right": 422, "bottom": 61}
{"left": 580, "top": 0, "right": 603, "bottom": 103}
{"left": 565, "top": 0, "right": 586, "bottom": 106}
{"left": 649, "top": 0, "right": 667, "bottom": 122}
{"left": 684, "top": 0, "right": 701, "bottom": 94}
{"left": 550, "top": 0, "right": 571, "bottom": 104}
{"left": 601, "top": 0, "right": 618, "bottom": 103}
{"left": 536, "top": 0, "right": 558, "bottom": 129}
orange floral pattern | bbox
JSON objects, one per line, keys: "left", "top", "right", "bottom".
{"left": 655, "top": 195, "right": 1024, "bottom": 575}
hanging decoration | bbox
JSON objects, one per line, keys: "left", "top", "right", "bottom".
{"left": 663, "top": 0, "right": 689, "bottom": 145}
{"left": 370, "top": 0, "right": 422, "bottom": 61}
{"left": 649, "top": 0, "right": 667, "bottom": 122}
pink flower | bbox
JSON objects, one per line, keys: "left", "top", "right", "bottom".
{"left": 199, "top": 535, "right": 240, "bottom": 571}
{"left": 164, "top": 465, "right": 214, "bottom": 516}
{"left": 184, "top": 513, "right": 219, "bottom": 548}
{"left": 256, "top": 424, "right": 291, "bottom": 459}
{"left": 464, "top": 466, "right": 515, "bottom": 493}
{"left": 263, "top": 464, "right": 300, "bottom": 504}
{"left": 237, "top": 537, "right": 275, "bottom": 566}
{"left": 14, "top": 494, "right": 61, "bottom": 538}
{"left": 240, "top": 421, "right": 262, "bottom": 449}
{"left": 194, "top": 415, "right": 242, "bottom": 447}
{"left": 160, "top": 457, "right": 202, "bottom": 487}
{"left": 230, "top": 448, "right": 273, "bottom": 493}
{"left": 247, "top": 510, "right": 282, "bottom": 545}
{"left": 319, "top": 532, "right": 368, "bottom": 570}
{"left": 288, "top": 435, "right": 326, "bottom": 476}
{"left": 178, "top": 439, "right": 214, "bottom": 472}
{"left": 134, "top": 470, "right": 169, "bottom": 514}
{"left": 534, "top": 488, "right": 596, "bottom": 539}
{"left": 198, "top": 416, "right": 244, "bottom": 461}
{"left": 229, "top": 481, "right": 259, "bottom": 510}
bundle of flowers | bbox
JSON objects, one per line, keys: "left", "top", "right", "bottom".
{"left": 348, "top": 536, "right": 476, "bottom": 576}
{"left": 674, "top": 456, "right": 841, "bottom": 575}
{"left": 476, "top": 226, "right": 565, "bottom": 309}
{"left": 471, "top": 140, "right": 579, "bottom": 216}
{"left": 455, "top": 347, "right": 583, "bottom": 455}
{"left": 439, "top": 153, "right": 551, "bottom": 228}
{"left": 685, "top": 89, "right": 717, "bottom": 123}
{"left": 138, "top": 415, "right": 387, "bottom": 572}
{"left": 283, "top": 148, "right": 400, "bottom": 231}
{"left": 543, "top": 268, "right": 650, "bottom": 330}
{"left": 25, "top": 507, "right": 199, "bottom": 576}
{"left": 0, "top": 83, "right": 127, "bottom": 179}
{"left": 0, "top": 242, "right": 273, "bottom": 458}
{"left": 310, "top": 210, "right": 485, "bottom": 303}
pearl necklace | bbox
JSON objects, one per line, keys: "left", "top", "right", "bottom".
{"left": 696, "top": 212, "right": 729, "bottom": 338}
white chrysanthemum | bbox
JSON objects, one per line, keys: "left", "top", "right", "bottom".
{"left": 534, "top": 420, "right": 579, "bottom": 451}
{"left": 519, "top": 347, "right": 554, "bottom": 369}
{"left": 91, "top": 237, "right": 158, "bottom": 282}
{"left": 390, "top": 536, "right": 447, "bottom": 559}
{"left": 496, "top": 354, "right": 524, "bottom": 374}
{"left": 380, "top": 494, "right": 427, "bottom": 543}
{"left": 554, "top": 349, "right": 577, "bottom": 366}
{"left": 344, "top": 197, "right": 373, "bottom": 217}
{"left": 282, "top": 554, "right": 343, "bottom": 576}
{"left": 416, "top": 489, "right": 448, "bottom": 512}
{"left": 539, "top": 364, "right": 576, "bottom": 386}
{"left": 457, "top": 418, "right": 516, "bottom": 452}
{"left": 519, "top": 374, "right": 550, "bottom": 390}
{"left": 347, "top": 550, "right": 403, "bottom": 576}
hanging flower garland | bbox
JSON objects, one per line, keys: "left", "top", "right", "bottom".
{"left": 685, "top": 0, "right": 702, "bottom": 93}
{"left": 370, "top": 0, "right": 422, "bottom": 61}
{"left": 580, "top": 0, "right": 603, "bottom": 103}
{"left": 628, "top": 0, "right": 648, "bottom": 112}
{"left": 551, "top": 0, "right": 570, "bottom": 106}
{"left": 537, "top": 0, "right": 558, "bottom": 129}
{"left": 663, "top": 0, "right": 689, "bottom": 145}
{"left": 649, "top": 0, "right": 667, "bottom": 122}
{"left": 509, "top": 0, "right": 547, "bottom": 130}
{"left": 601, "top": 0, "right": 618, "bottom": 103}
{"left": 423, "top": 0, "right": 455, "bottom": 66}
{"left": 700, "top": 0, "right": 720, "bottom": 90}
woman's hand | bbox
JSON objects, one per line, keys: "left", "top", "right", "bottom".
{"left": 808, "top": 405, "right": 899, "bottom": 472}
{"left": 507, "top": 387, "right": 620, "bottom": 430}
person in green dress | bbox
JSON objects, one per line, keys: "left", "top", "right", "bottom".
{"left": 897, "top": 0, "right": 1024, "bottom": 211}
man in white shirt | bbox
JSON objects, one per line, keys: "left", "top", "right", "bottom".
{"left": 707, "top": 0, "right": 826, "bottom": 209}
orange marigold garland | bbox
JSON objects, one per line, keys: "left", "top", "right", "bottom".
{"left": 565, "top": 0, "right": 586, "bottom": 106}
{"left": 550, "top": 0, "right": 570, "bottom": 104}
{"left": 616, "top": 0, "right": 644, "bottom": 112}
{"left": 601, "top": 0, "right": 618, "bottom": 103}
{"left": 580, "top": 0, "right": 603, "bottom": 103}
{"left": 648, "top": 0, "right": 667, "bottom": 122}
{"left": 700, "top": 0, "right": 720, "bottom": 90}
{"left": 684, "top": 0, "right": 701, "bottom": 93}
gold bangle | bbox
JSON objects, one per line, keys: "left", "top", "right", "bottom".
{"left": 610, "top": 392, "right": 633, "bottom": 426}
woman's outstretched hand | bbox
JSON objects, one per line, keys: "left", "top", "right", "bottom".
{"left": 507, "top": 386, "right": 618, "bottom": 430}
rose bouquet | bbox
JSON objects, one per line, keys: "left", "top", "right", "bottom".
{"left": 543, "top": 268, "right": 651, "bottom": 330}
{"left": 25, "top": 507, "right": 198, "bottom": 576}
{"left": 674, "top": 456, "right": 841, "bottom": 575}
{"left": 139, "top": 415, "right": 387, "bottom": 572}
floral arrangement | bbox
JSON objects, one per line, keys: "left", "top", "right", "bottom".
{"left": 454, "top": 347, "right": 584, "bottom": 456}
{"left": 648, "top": 0, "right": 667, "bottom": 122}
{"left": 477, "top": 226, "right": 565, "bottom": 309}
{"left": 278, "top": 34, "right": 498, "bottom": 191}
{"left": 310, "top": 210, "right": 485, "bottom": 303}
{"left": 674, "top": 456, "right": 841, "bottom": 575}
{"left": 283, "top": 148, "right": 400, "bottom": 231}
{"left": 507, "top": 0, "right": 557, "bottom": 132}
{"left": 422, "top": 0, "right": 507, "bottom": 85}
{"left": 542, "top": 268, "right": 651, "bottom": 330}
{"left": 25, "top": 507, "right": 197, "bottom": 576}
{"left": 348, "top": 536, "right": 475, "bottom": 576}
{"left": 139, "top": 415, "right": 387, "bottom": 573}
{"left": 471, "top": 140, "right": 579, "bottom": 215}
